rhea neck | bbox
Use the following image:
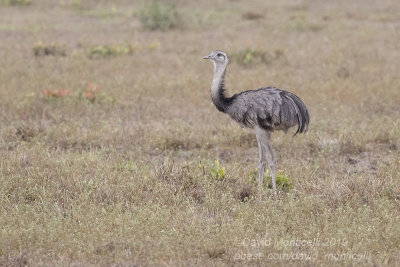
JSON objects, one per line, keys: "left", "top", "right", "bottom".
{"left": 210, "top": 60, "right": 231, "bottom": 112}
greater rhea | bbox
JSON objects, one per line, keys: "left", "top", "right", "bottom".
{"left": 203, "top": 50, "right": 310, "bottom": 193}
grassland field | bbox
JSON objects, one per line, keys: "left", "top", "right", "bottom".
{"left": 0, "top": 0, "right": 399, "bottom": 266}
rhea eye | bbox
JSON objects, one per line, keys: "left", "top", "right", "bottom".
{"left": 217, "top": 53, "right": 223, "bottom": 57}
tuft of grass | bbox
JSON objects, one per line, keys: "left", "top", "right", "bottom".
{"left": 88, "top": 43, "right": 133, "bottom": 59}
{"left": 249, "top": 170, "right": 294, "bottom": 190}
{"left": 138, "top": 1, "right": 181, "bottom": 31}
{"left": 231, "top": 48, "right": 284, "bottom": 66}
{"left": 210, "top": 159, "right": 226, "bottom": 180}
{"left": 266, "top": 171, "right": 294, "bottom": 190}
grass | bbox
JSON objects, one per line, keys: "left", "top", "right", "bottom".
{"left": 33, "top": 41, "right": 66, "bottom": 57}
{"left": 231, "top": 48, "right": 272, "bottom": 66}
{"left": 138, "top": 1, "right": 181, "bottom": 31}
{"left": 87, "top": 43, "right": 133, "bottom": 59}
{"left": 0, "top": 0, "right": 400, "bottom": 265}
{"left": 1, "top": 0, "right": 31, "bottom": 6}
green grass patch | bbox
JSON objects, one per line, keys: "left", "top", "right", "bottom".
{"left": 138, "top": 1, "right": 181, "bottom": 31}
{"left": 88, "top": 43, "right": 133, "bottom": 59}
{"left": 266, "top": 171, "right": 294, "bottom": 190}
{"left": 249, "top": 170, "right": 294, "bottom": 190}
{"left": 232, "top": 48, "right": 284, "bottom": 66}
{"left": 2, "top": 0, "right": 31, "bottom": 6}
{"left": 210, "top": 159, "right": 226, "bottom": 180}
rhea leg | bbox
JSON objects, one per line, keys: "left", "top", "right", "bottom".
{"left": 255, "top": 127, "right": 277, "bottom": 194}
{"left": 254, "top": 127, "right": 267, "bottom": 187}
{"left": 265, "top": 139, "right": 277, "bottom": 194}
{"left": 256, "top": 138, "right": 266, "bottom": 187}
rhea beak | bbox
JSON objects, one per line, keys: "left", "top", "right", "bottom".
{"left": 203, "top": 55, "right": 212, "bottom": 59}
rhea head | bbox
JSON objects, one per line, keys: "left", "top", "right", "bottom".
{"left": 203, "top": 50, "right": 228, "bottom": 71}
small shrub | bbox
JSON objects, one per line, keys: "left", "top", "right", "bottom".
{"left": 60, "top": 0, "right": 90, "bottom": 10}
{"left": 88, "top": 43, "right": 133, "bottom": 59}
{"left": 210, "top": 159, "right": 226, "bottom": 180}
{"left": 266, "top": 171, "right": 294, "bottom": 190}
{"left": 249, "top": 169, "right": 294, "bottom": 190}
{"left": 2, "top": 0, "right": 31, "bottom": 6}
{"left": 33, "top": 42, "right": 66, "bottom": 57}
{"left": 139, "top": 1, "right": 181, "bottom": 31}
{"left": 232, "top": 48, "right": 273, "bottom": 66}
{"left": 88, "top": 45, "right": 114, "bottom": 58}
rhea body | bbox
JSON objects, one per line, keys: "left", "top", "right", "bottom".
{"left": 203, "top": 50, "right": 309, "bottom": 193}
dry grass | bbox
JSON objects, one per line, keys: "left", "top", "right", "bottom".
{"left": 0, "top": 0, "right": 400, "bottom": 265}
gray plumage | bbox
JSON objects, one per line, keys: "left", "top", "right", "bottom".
{"left": 203, "top": 50, "right": 310, "bottom": 193}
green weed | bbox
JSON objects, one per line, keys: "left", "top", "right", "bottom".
{"left": 249, "top": 169, "right": 294, "bottom": 190}
{"left": 210, "top": 159, "right": 226, "bottom": 180}
{"left": 232, "top": 48, "right": 273, "bottom": 66}
{"left": 88, "top": 43, "right": 133, "bottom": 59}
{"left": 266, "top": 171, "right": 294, "bottom": 190}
